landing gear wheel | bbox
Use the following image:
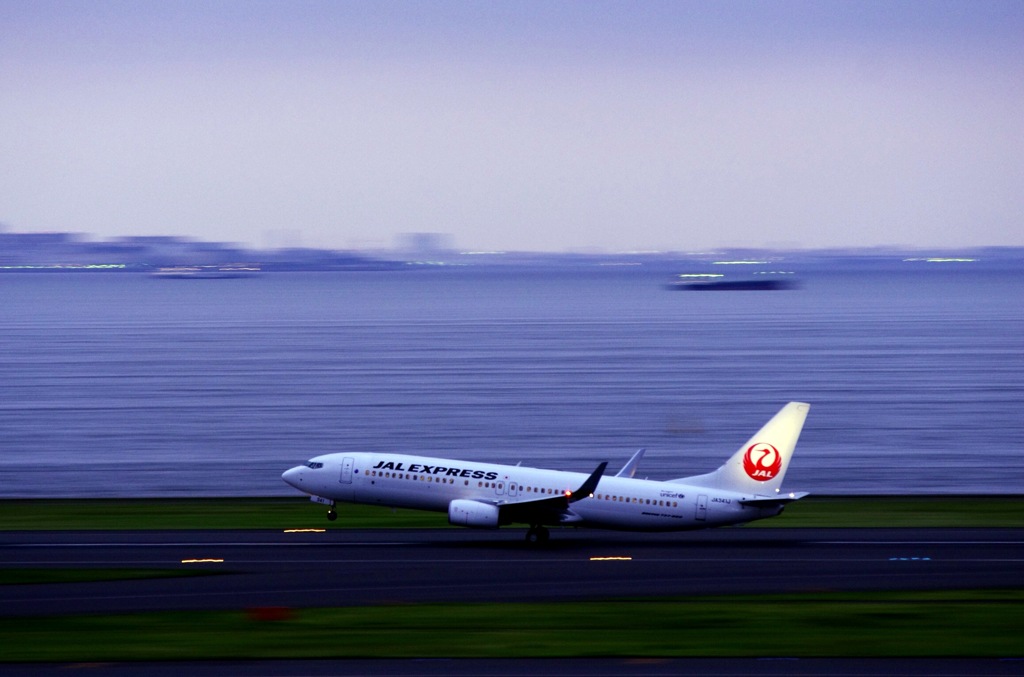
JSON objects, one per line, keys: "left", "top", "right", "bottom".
{"left": 525, "top": 526, "right": 549, "bottom": 544}
{"left": 327, "top": 509, "right": 337, "bottom": 521}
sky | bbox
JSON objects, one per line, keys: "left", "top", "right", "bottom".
{"left": 1, "top": 0, "right": 1022, "bottom": 253}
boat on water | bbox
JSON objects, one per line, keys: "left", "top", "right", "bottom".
{"left": 665, "top": 273, "right": 797, "bottom": 291}
{"left": 150, "top": 265, "right": 261, "bottom": 279}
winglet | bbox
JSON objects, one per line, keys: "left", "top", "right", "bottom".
{"left": 615, "top": 449, "right": 645, "bottom": 478}
{"left": 569, "top": 462, "right": 607, "bottom": 503}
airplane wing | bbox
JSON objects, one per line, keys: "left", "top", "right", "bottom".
{"left": 497, "top": 462, "right": 607, "bottom": 526}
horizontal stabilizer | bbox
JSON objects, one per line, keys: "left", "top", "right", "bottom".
{"left": 738, "top": 491, "right": 809, "bottom": 507}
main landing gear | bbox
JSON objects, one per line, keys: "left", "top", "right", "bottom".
{"left": 525, "top": 525, "right": 549, "bottom": 544}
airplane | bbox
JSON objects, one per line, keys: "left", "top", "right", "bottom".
{"left": 281, "top": 401, "right": 810, "bottom": 543}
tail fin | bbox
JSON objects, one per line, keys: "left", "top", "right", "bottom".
{"left": 673, "top": 402, "right": 809, "bottom": 495}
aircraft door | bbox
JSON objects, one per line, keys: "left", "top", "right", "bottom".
{"left": 696, "top": 494, "right": 708, "bottom": 521}
{"left": 508, "top": 482, "right": 520, "bottom": 498}
{"left": 340, "top": 457, "right": 354, "bottom": 484}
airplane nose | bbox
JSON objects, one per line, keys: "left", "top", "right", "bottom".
{"left": 282, "top": 466, "right": 304, "bottom": 488}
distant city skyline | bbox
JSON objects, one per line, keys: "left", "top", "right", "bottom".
{"left": 2, "top": 1, "right": 1022, "bottom": 253}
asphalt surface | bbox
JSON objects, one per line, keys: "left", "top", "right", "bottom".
{"left": 2, "top": 527, "right": 1023, "bottom": 617}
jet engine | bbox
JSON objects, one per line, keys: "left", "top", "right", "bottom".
{"left": 448, "top": 499, "right": 500, "bottom": 528}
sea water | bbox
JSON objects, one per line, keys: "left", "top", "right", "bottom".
{"left": 1, "top": 262, "right": 1021, "bottom": 496}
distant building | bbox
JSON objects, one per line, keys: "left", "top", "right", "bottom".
{"left": 0, "top": 232, "right": 88, "bottom": 266}
{"left": 0, "top": 231, "right": 250, "bottom": 269}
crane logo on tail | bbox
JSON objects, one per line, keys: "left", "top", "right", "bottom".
{"left": 743, "top": 443, "right": 782, "bottom": 481}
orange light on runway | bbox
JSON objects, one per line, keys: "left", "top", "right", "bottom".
{"left": 283, "top": 528, "right": 326, "bottom": 533}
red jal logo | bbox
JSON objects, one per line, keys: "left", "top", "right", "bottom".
{"left": 743, "top": 443, "right": 782, "bottom": 481}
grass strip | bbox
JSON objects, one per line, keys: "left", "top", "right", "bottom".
{"left": 1, "top": 590, "right": 1022, "bottom": 661}
{"left": 1, "top": 495, "right": 1023, "bottom": 530}
{"left": 0, "top": 498, "right": 442, "bottom": 530}
{"left": 760, "top": 494, "right": 1024, "bottom": 528}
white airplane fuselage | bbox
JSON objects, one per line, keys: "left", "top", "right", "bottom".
{"left": 283, "top": 452, "right": 782, "bottom": 530}
{"left": 282, "top": 402, "right": 811, "bottom": 537}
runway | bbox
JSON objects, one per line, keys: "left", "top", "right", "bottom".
{"left": 2, "top": 527, "right": 1023, "bottom": 617}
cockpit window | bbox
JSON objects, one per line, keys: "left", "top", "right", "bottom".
{"left": 305, "top": 462, "right": 324, "bottom": 469}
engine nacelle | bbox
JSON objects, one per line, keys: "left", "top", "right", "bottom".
{"left": 448, "top": 499, "right": 500, "bottom": 529}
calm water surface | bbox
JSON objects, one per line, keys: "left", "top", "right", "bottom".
{"left": 1, "top": 264, "right": 1021, "bottom": 497}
